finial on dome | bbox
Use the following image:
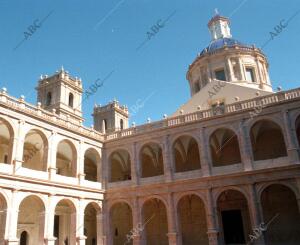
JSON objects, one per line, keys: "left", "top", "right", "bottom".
{"left": 214, "top": 8, "right": 219, "bottom": 15}
{"left": 61, "top": 66, "right": 64, "bottom": 72}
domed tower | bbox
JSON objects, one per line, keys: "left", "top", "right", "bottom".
{"left": 187, "top": 12, "right": 272, "bottom": 97}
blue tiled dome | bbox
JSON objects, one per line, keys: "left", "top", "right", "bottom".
{"left": 200, "top": 38, "right": 249, "bottom": 55}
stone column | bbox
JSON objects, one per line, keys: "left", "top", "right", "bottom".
{"left": 101, "top": 149, "right": 108, "bottom": 190}
{"left": 44, "top": 194, "right": 56, "bottom": 245}
{"left": 282, "top": 110, "right": 300, "bottom": 163}
{"left": 102, "top": 202, "right": 109, "bottom": 245}
{"left": 77, "top": 141, "right": 86, "bottom": 184}
{"left": 248, "top": 184, "right": 266, "bottom": 245}
{"left": 255, "top": 58, "right": 263, "bottom": 85}
{"left": 199, "top": 128, "right": 211, "bottom": 177}
{"left": 206, "top": 189, "right": 219, "bottom": 245}
{"left": 167, "top": 193, "right": 178, "bottom": 245}
{"left": 6, "top": 190, "right": 19, "bottom": 245}
{"left": 131, "top": 142, "right": 140, "bottom": 186}
{"left": 226, "top": 57, "right": 234, "bottom": 81}
{"left": 239, "top": 120, "right": 254, "bottom": 171}
{"left": 96, "top": 211, "right": 105, "bottom": 245}
{"left": 47, "top": 131, "right": 57, "bottom": 181}
{"left": 76, "top": 199, "right": 86, "bottom": 245}
{"left": 238, "top": 58, "right": 245, "bottom": 81}
{"left": 132, "top": 197, "right": 142, "bottom": 245}
{"left": 207, "top": 63, "right": 212, "bottom": 83}
{"left": 163, "top": 135, "right": 173, "bottom": 182}
{"left": 13, "top": 120, "right": 25, "bottom": 174}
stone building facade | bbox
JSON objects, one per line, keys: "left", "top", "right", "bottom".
{"left": 0, "top": 13, "right": 300, "bottom": 245}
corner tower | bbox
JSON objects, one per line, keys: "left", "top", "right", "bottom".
{"left": 36, "top": 67, "right": 83, "bottom": 124}
{"left": 187, "top": 12, "right": 272, "bottom": 97}
{"left": 93, "top": 100, "right": 129, "bottom": 133}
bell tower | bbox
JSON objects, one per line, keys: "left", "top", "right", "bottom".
{"left": 36, "top": 67, "right": 84, "bottom": 124}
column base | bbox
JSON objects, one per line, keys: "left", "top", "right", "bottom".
{"left": 207, "top": 229, "right": 218, "bottom": 245}
{"left": 13, "top": 159, "right": 22, "bottom": 174}
{"left": 77, "top": 235, "right": 87, "bottom": 245}
{"left": 132, "top": 234, "right": 141, "bottom": 245}
{"left": 6, "top": 237, "right": 19, "bottom": 245}
{"left": 78, "top": 173, "right": 86, "bottom": 185}
{"left": 167, "top": 232, "right": 177, "bottom": 245}
{"left": 44, "top": 237, "right": 57, "bottom": 245}
{"left": 48, "top": 167, "right": 57, "bottom": 180}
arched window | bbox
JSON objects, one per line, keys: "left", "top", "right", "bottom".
{"left": 120, "top": 119, "right": 124, "bottom": 130}
{"left": 140, "top": 143, "right": 164, "bottom": 178}
{"left": 0, "top": 118, "right": 14, "bottom": 164}
{"left": 84, "top": 148, "right": 100, "bottom": 182}
{"left": 56, "top": 140, "right": 77, "bottom": 177}
{"left": 22, "top": 129, "right": 48, "bottom": 171}
{"left": 46, "top": 92, "right": 52, "bottom": 106}
{"left": 250, "top": 120, "right": 287, "bottom": 161}
{"left": 102, "top": 119, "right": 108, "bottom": 133}
{"left": 68, "top": 93, "right": 74, "bottom": 107}
{"left": 210, "top": 128, "right": 241, "bottom": 167}
{"left": 109, "top": 150, "right": 131, "bottom": 182}
{"left": 173, "top": 135, "right": 201, "bottom": 172}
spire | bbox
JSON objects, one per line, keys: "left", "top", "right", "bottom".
{"left": 208, "top": 11, "right": 232, "bottom": 40}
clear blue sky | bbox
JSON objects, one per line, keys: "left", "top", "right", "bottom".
{"left": 0, "top": 0, "right": 299, "bottom": 127}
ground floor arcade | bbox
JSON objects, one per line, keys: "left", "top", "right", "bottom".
{"left": 106, "top": 177, "right": 300, "bottom": 245}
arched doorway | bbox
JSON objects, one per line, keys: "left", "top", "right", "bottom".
{"left": 22, "top": 129, "right": 48, "bottom": 171}
{"left": 140, "top": 143, "right": 164, "bottom": 178}
{"left": 250, "top": 120, "right": 287, "bottom": 160}
{"left": 142, "top": 198, "right": 168, "bottom": 245}
{"left": 20, "top": 230, "right": 28, "bottom": 245}
{"left": 261, "top": 184, "right": 300, "bottom": 244}
{"left": 84, "top": 203, "right": 100, "bottom": 245}
{"left": 173, "top": 136, "right": 201, "bottom": 172}
{"left": 54, "top": 199, "right": 76, "bottom": 245}
{"left": 110, "top": 202, "right": 133, "bottom": 245}
{"left": 17, "top": 195, "right": 45, "bottom": 245}
{"left": 84, "top": 148, "right": 100, "bottom": 182}
{"left": 109, "top": 150, "right": 131, "bottom": 182}
{"left": 217, "top": 190, "right": 251, "bottom": 244}
{"left": 177, "top": 194, "right": 208, "bottom": 244}
{"left": 56, "top": 140, "right": 77, "bottom": 177}
{"left": 210, "top": 128, "right": 241, "bottom": 167}
{"left": 0, "top": 118, "right": 13, "bottom": 164}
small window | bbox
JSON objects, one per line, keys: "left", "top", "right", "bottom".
{"left": 102, "top": 119, "right": 108, "bottom": 133}
{"left": 120, "top": 119, "right": 124, "bottom": 130}
{"left": 20, "top": 231, "right": 28, "bottom": 245}
{"left": 68, "top": 93, "right": 74, "bottom": 107}
{"left": 215, "top": 69, "right": 226, "bottom": 81}
{"left": 46, "top": 92, "right": 52, "bottom": 106}
{"left": 246, "top": 68, "right": 255, "bottom": 82}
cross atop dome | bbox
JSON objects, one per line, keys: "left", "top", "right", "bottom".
{"left": 208, "top": 11, "right": 232, "bottom": 40}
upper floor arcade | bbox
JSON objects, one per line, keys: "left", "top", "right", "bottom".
{"left": 0, "top": 89, "right": 104, "bottom": 189}
{"left": 104, "top": 87, "right": 300, "bottom": 189}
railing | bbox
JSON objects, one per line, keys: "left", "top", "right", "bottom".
{"left": 0, "top": 90, "right": 104, "bottom": 141}
{"left": 106, "top": 87, "right": 300, "bottom": 141}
